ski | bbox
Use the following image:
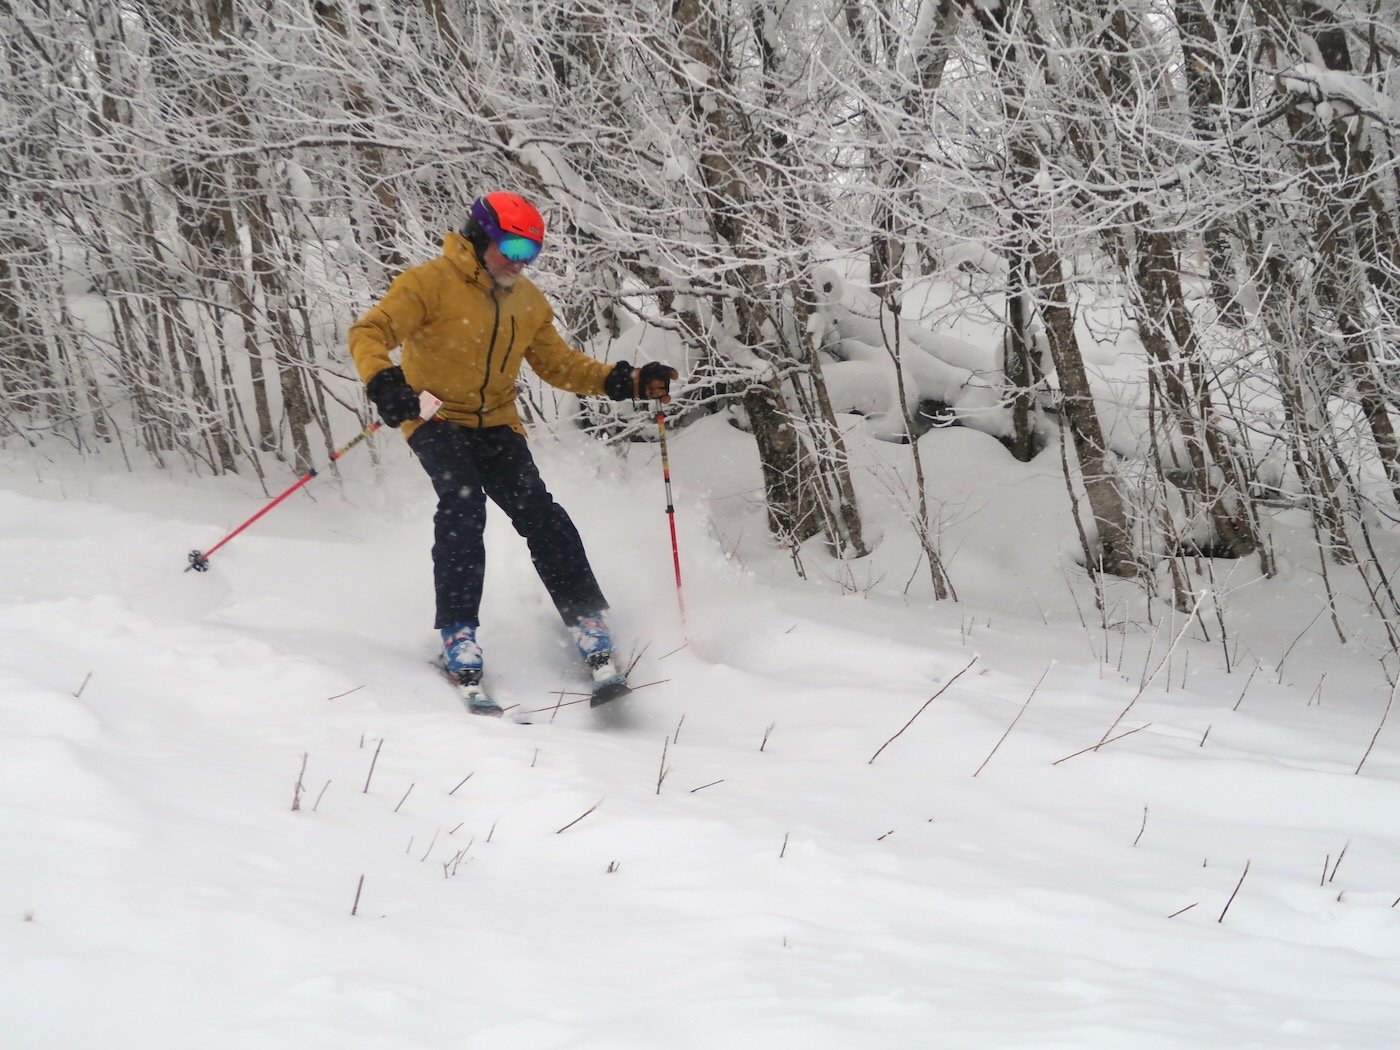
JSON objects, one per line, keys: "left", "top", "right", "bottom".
{"left": 428, "top": 656, "right": 636, "bottom": 717}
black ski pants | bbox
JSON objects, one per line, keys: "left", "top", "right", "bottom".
{"left": 408, "top": 421, "right": 607, "bottom": 630}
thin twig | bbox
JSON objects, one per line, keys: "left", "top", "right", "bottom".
{"left": 393, "top": 783, "right": 414, "bottom": 813}
{"left": 1217, "top": 860, "right": 1250, "bottom": 923}
{"left": 1276, "top": 604, "right": 1327, "bottom": 683}
{"left": 326, "top": 684, "right": 364, "bottom": 701}
{"left": 350, "top": 875, "right": 365, "bottom": 916}
{"left": 1329, "top": 841, "right": 1350, "bottom": 883}
{"left": 689, "top": 779, "right": 724, "bottom": 793}
{"left": 870, "top": 655, "right": 978, "bottom": 764}
{"left": 520, "top": 679, "right": 669, "bottom": 716}
{"left": 1053, "top": 724, "right": 1152, "bottom": 765}
{"left": 1097, "top": 591, "right": 1207, "bottom": 749}
{"left": 1355, "top": 675, "right": 1398, "bottom": 775}
{"left": 449, "top": 772, "right": 474, "bottom": 795}
{"left": 1232, "top": 661, "right": 1260, "bottom": 711}
{"left": 973, "top": 661, "right": 1052, "bottom": 777}
{"left": 1133, "top": 805, "right": 1149, "bottom": 847}
{"left": 1167, "top": 902, "right": 1198, "bottom": 919}
{"left": 362, "top": 739, "right": 383, "bottom": 793}
{"left": 555, "top": 799, "right": 604, "bottom": 834}
{"left": 291, "top": 753, "right": 308, "bottom": 812}
{"left": 1309, "top": 673, "right": 1326, "bottom": 706}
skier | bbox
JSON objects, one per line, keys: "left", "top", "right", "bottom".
{"left": 348, "top": 191, "right": 678, "bottom": 715}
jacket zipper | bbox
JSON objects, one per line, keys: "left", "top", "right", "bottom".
{"left": 477, "top": 291, "right": 502, "bottom": 427}
{"left": 500, "top": 318, "right": 517, "bottom": 373}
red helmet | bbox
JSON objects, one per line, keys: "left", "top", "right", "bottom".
{"left": 468, "top": 192, "right": 544, "bottom": 263}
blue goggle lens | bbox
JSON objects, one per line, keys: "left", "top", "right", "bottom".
{"left": 497, "top": 234, "right": 542, "bottom": 264}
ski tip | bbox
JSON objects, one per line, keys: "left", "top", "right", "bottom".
{"left": 589, "top": 678, "right": 632, "bottom": 708}
{"left": 467, "top": 702, "right": 507, "bottom": 717}
{"left": 462, "top": 692, "right": 506, "bottom": 717}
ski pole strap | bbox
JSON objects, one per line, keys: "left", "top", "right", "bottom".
{"left": 186, "top": 421, "right": 382, "bottom": 572}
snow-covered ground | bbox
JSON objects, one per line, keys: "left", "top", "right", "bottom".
{"left": 4, "top": 415, "right": 1400, "bottom": 1049}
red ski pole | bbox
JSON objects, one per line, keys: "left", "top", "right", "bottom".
{"left": 186, "top": 421, "right": 382, "bottom": 572}
{"left": 655, "top": 405, "right": 687, "bottom": 634}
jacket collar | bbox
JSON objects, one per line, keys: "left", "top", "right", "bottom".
{"left": 442, "top": 231, "right": 490, "bottom": 289}
{"left": 443, "top": 230, "right": 525, "bottom": 298}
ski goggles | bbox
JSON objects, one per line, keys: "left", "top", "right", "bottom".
{"left": 495, "top": 233, "right": 542, "bottom": 265}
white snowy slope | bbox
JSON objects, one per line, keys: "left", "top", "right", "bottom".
{"left": 3, "top": 420, "right": 1400, "bottom": 1050}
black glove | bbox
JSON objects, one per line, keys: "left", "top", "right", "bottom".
{"left": 366, "top": 366, "right": 421, "bottom": 427}
{"left": 604, "top": 361, "right": 679, "bottom": 404}
{"left": 637, "top": 362, "right": 678, "bottom": 403}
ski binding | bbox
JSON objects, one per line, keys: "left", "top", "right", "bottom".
{"left": 450, "top": 668, "right": 505, "bottom": 717}
{"left": 588, "top": 655, "right": 632, "bottom": 708}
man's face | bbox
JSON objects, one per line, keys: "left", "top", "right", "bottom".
{"left": 483, "top": 241, "right": 527, "bottom": 288}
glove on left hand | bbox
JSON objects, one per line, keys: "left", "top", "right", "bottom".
{"left": 366, "top": 366, "right": 422, "bottom": 427}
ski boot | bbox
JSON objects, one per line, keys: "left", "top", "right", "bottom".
{"left": 441, "top": 622, "right": 503, "bottom": 717}
{"left": 570, "top": 613, "right": 630, "bottom": 707}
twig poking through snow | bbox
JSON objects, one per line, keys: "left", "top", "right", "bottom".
{"left": 656, "top": 738, "right": 670, "bottom": 795}
{"left": 362, "top": 739, "right": 383, "bottom": 794}
{"left": 291, "top": 753, "right": 308, "bottom": 812}
{"left": 1053, "top": 724, "right": 1151, "bottom": 765}
{"left": 973, "top": 661, "right": 1052, "bottom": 777}
{"left": 1133, "top": 806, "right": 1149, "bottom": 847}
{"left": 1309, "top": 674, "right": 1326, "bottom": 706}
{"left": 393, "top": 783, "right": 414, "bottom": 813}
{"left": 350, "top": 875, "right": 365, "bottom": 916}
{"left": 1232, "top": 662, "right": 1260, "bottom": 711}
{"left": 1355, "top": 676, "right": 1398, "bottom": 776}
{"left": 555, "top": 799, "right": 603, "bottom": 834}
{"left": 870, "top": 655, "right": 979, "bottom": 764}
{"left": 1276, "top": 604, "right": 1327, "bottom": 684}
{"left": 1217, "top": 860, "right": 1250, "bottom": 923}
{"left": 1096, "top": 592, "right": 1207, "bottom": 750}
{"left": 1328, "top": 841, "right": 1350, "bottom": 883}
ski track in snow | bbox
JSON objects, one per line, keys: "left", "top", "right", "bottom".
{"left": 3, "top": 430, "right": 1400, "bottom": 1050}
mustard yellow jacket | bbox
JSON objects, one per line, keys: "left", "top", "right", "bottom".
{"left": 349, "top": 232, "right": 614, "bottom": 439}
